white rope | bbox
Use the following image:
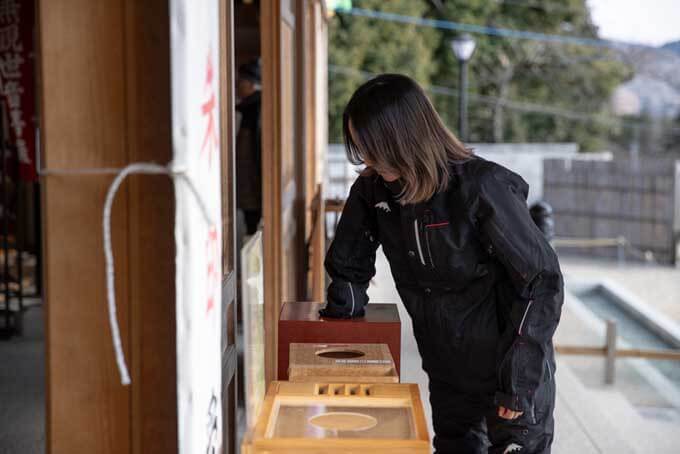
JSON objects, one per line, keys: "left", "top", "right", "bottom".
{"left": 102, "top": 162, "right": 215, "bottom": 385}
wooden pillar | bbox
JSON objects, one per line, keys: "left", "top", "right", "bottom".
{"left": 39, "top": 1, "right": 176, "bottom": 452}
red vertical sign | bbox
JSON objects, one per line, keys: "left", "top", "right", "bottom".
{"left": 0, "top": 0, "right": 36, "bottom": 181}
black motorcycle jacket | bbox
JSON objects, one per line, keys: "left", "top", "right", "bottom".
{"left": 323, "top": 155, "right": 564, "bottom": 417}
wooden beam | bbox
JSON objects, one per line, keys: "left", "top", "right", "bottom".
{"left": 260, "top": 0, "right": 283, "bottom": 385}
{"left": 556, "top": 345, "right": 680, "bottom": 361}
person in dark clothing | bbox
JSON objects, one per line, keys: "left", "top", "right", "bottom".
{"left": 236, "top": 59, "right": 262, "bottom": 234}
{"left": 320, "top": 74, "right": 563, "bottom": 454}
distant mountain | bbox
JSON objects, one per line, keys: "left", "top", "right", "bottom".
{"left": 661, "top": 40, "right": 680, "bottom": 56}
{"left": 611, "top": 43, "right": 680, "bottom": 118}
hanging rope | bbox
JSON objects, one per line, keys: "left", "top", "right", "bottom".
{"left": 101, "top": 162, "right": 215, "bottom": 385}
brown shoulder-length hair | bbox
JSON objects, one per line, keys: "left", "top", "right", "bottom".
{"left": 343, "top": 73, "right": 472, "bottom": 204}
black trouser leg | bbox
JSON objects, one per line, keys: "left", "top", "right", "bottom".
{"left": 428, "top": 375, "right": 555, "bottom": 454}
{"left": 486, "top": 376, "right": 555, "bottom": 454}
{"left": 428, "top": 378, "right": 490, "bottom": 454}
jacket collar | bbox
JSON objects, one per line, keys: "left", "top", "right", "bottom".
{"left": 383, "top": 178, "right": 404, "bottom": 197}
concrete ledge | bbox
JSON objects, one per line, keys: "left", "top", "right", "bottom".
{"left": 583, "top": 279, "right": 680, "bottom": 349}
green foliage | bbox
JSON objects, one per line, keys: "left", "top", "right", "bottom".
{"left": 328, "top": 0, "right": 634, "bottom": 151}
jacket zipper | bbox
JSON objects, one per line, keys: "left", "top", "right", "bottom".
{"left": 424, "top": 227, "right": 435, "bottom": 269}
{"left": 517, "top": 300, "right": 533, "bottom": 336}
{"left": 546, "top": 359, "right": 552, "bottom": 380}
{"left": 518, "top": 274, "right": 541, "bottom": 335}
{"left": 348, "top": 282, "right": 355, "bottom": 315}
{"left": 423, "top": 211, "right": 435, "bottom": 269}
{"left": 413, "top": 219, "right": 426, "bottom": 266}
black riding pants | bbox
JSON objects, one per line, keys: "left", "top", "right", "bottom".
{"left": 399, "top": 285, "right": 556, "bottom": 454}
{"left": 428, "top": 374, "right": 555, "bottom": 454}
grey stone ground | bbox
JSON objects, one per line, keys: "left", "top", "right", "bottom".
{"left": 0, "top": 302, "right": 45, "bottom": 454}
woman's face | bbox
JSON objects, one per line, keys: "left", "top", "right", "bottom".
{"left": 348, "top": 120, "right": 401, "bottom": 182}
{"left": 362, "top": 157, "right": 400, "bottom": 182}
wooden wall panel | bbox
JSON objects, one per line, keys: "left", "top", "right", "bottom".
{"left": 220, "top": 0, "right": 236, "bottom": 274}
{"left": 280, "top": 20, "right": 298, "bottom": 303}
{"left": 218, "top": 0, "right": 239, "bottom": 452}
{"left": 280, "top": 24, "right": 295, "bottom": 186}
{"left": 260, "top": 0, "right": 329, "bottom": 385}
{"left": 40, "top": 1, "right": 175, "bottom": 452}
{"left": 261, "top": 0, "right": 282, "bottom": 386}
{"left": 261, "top": 0, "right": 302, "bottom": 384}
{"left": 303, "top": 0, "right": 315, "bottom": 238}
{"left": 302, "top": 1, "right": 327, "bottom": 301}
{"left": 313, "top": 2, "right": 328, "bottom": 192}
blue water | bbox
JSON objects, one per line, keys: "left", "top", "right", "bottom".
{"left": 576, "top": 287, "right": 680, "bottom": 386}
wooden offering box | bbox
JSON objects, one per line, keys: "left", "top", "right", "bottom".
{"left": 278, "top": 302, "right": 401, "bottom": 380}
{"left": 241, "top": 381, "right": 430, "bottom": 454}
{"left": 288, "top": 343, "right": 399, "bottom": 383}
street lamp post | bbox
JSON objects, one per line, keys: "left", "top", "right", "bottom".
{"left": 451, "top": 34, "right": 476, "bottom": 142}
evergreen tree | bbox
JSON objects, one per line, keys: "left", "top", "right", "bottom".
{"left": 328, "top": 0, "right": 438, "bottom": 143}
{"left": 328, "top": 0, "right": 633, "bottom": 151}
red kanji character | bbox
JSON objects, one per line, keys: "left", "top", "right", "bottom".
{"left": 200, "top": 50, "right": 218, "bottom": 167}
{"left": 205, "top": 226, "right": 219, "bottom": 314}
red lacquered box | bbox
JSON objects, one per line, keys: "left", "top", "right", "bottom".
{"left": 277, "top": 301, "right": 401, "bottom": 380}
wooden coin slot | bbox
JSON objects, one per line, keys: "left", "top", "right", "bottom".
{"left": 315, "top": 348, "right": 366, "bottom": 359}
{"left": 329, "top": 384, "right": 344, "bottom": 395}
{"left": 316, "top": 384, "right": 328, "bottom": 395}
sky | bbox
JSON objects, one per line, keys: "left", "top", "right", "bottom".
{"left": 587, "top": 0, "right": 680, "bottom": 47}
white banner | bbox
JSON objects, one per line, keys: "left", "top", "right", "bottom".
{"left": 170, "top": 0, "right": 222, "bottom": 452}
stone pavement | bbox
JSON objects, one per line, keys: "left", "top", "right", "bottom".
{"left": 0, "top": 303, "right": 45, "bottom": 454}
{"left": 367, "top": 247, "right": 678, "bottom": 453}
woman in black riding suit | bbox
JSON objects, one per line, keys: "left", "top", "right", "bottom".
{"left": 320, "top": 74, "right": 564, "bottom": 454}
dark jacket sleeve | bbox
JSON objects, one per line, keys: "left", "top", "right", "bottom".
{"left": 321, "top": 176, "right": 380, "bottom": 318}
{"left": 473, "top": 163, "right": 564, "bottom": 418}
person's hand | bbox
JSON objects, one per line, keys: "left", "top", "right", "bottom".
{"left": 497, "top": 406, "right": 523, "bottom": 420}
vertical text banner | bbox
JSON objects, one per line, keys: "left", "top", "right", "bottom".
{"left": 170, "top": 0, "right": 222, "bottom": 452}
{"left": 0, "top": 0, "right": 37, "bottom": 181}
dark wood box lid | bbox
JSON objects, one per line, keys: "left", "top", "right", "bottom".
{"left": 279, "top": 301, "right": 400, "bottom": 324}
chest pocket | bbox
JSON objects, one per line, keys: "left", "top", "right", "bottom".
{"left": 422, "top": 211, "right": 487, "bottom": 286}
